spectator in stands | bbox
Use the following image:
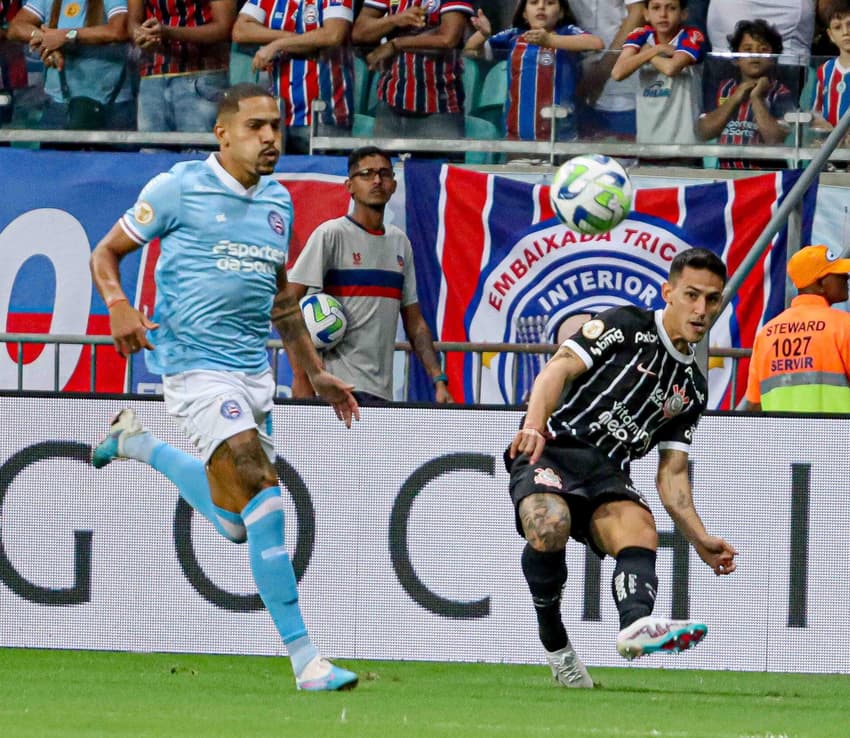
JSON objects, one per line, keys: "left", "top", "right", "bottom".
{"left": 232, "top": 0, "right": 354, "bottom": 155}
{"left": 811, "top": 2, "right": 850, "bottom": 140}
{"left": 352, "top": 0, "right": 473, "bottom": 140}
{"left": 0, "top": 0, "right": 27, "bottom": 127}
{"left": 706, "top": 1, "right": 814, "bottom": 66}
{"left": 744, "top": 244, "right": 850, "bottom": 412}
{"left": 128, "top": 0, "right": 232, "bottom": 134}
{"left": 611, "top": 0, "right": 706, "bottom": 148}
{"left": 9, "top": 0, "right": 134, "bottom": 132}
{"left": 464, "top": 1, "right": 603, "bottom": 143}
{"left": 570, "top": 0, "right": 646, "bottom": 141}
{"left": 696, "top": 19, "right": 794, "bottom": 169}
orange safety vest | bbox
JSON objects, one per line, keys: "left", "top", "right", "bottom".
{"left": 745, "top": 294, "right": 850, "bottom": 412}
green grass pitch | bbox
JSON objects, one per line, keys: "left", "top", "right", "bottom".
{"left": 0, "top": 648, "right": 847, "bottom": 737}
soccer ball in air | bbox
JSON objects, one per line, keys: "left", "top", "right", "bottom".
{"left": 549, "top": 154, "right": 633, "bottom": 235}
{"left": 299, "top": 292, "right": 348, "bottom": 350}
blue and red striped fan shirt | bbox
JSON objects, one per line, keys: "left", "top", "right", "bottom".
{"left": 240, "top": 0, "right": 354, "bottom": 128}
{"left": 138, "top": 0, "right": 229, "bottom": 77}
{"left": 362, "top": 0, "right": 473, "bottom": 115}
{"left": 488, "top": 24, "right": 589, "bottom": 141}
{"left": 812, "top": 58, "right": 850, "bottom": 127}
{"left": 714, "top": 77, "right": 793, "bottom": 169}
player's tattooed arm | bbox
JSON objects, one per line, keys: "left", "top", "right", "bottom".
{"left": 657, "top": 449, "right": 738, "bottom": 575}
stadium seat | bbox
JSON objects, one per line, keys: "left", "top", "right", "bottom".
{"left": 462, "top": 58, "right": 484, "bottom": 115}
{"left": 353, "top": 55, "right": 380, "bottom": 116}
{"left": 229, "top": 42, "right": 258, "bottom": 85}
{"left": 474, "top": 60, "right": 507, "bottom": 131}
{"left": 353, "top": 113, "right": 375, "bottom": 137}
{"left": 464, "top": 115, "right": 504, "bottom": 165}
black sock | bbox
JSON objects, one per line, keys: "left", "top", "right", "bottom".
{"left": 521, "top": 543, "right": 568, "bottom": 652}
{"left": 612, "top": 546, "right": 658, "bottom": 630}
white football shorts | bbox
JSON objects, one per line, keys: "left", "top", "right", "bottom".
{"left": 162, "top": 368, "right": 276, "bottom": 464}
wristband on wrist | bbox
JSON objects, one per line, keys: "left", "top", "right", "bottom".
{"left": 432, "top": 372, "right": 448, "bottom": 387}
{"left": 106, "top": 296, "right": 129, "bottom": 309}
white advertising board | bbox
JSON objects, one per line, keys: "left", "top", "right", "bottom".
{"left": 0, "top": 397, "right": 847, "bottom": 673}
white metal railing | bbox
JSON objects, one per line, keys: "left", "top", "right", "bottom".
{"left": 0, "top": 332, "right": 751, "bottom": 406}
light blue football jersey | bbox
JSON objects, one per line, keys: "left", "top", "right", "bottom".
{"left": 120, "top": 155, "right": 291, "bottom": 375}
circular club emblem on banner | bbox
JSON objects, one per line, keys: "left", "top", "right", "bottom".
{"left": 268, "top": 210, "right": 285, "bottom": 235}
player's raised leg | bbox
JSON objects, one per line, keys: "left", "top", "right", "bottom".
{"left": 91, "top": 408, "right": 246, "bottom": 542}
{"left": 593, "top": 503, "right": 707, "bottom": 661}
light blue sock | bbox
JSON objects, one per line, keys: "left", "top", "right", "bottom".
{"left": 243, "top": 486, "right": 317, "bottom": 675}
{"left": 147, "top": 443, "right": 247, "bottom": 543}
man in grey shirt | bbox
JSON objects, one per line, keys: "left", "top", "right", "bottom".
{"left": 286, "top": 146, "right": 452, "bottom": 404}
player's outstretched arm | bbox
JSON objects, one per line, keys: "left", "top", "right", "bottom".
{"left": 90, "top": 221, "right": 159, "bottom": 358}
{"left": 509, "top": 346, "right": 587, "bottom": 463}
{"left": 271, "top": 274, "right": 359, "bottom": 427}
{"left": 656, "top": 449, "right": 737, "bottom": 576}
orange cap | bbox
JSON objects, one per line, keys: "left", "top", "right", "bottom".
{"left": 787, "top": 245, "right": 850, "bottom": 289}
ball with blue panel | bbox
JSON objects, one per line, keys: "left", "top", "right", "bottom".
{"left": 549, "top": 154, "right": 633, "bottom": 235}
{"left": 299, "top": 292, "right": 348, "bottom": 350}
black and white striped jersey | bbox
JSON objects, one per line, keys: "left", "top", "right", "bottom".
{"left": 547, "top": 306, "right": 708, "bottom": 472}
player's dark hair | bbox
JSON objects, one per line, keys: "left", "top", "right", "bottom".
{"left": 669, "top": 248, "right": 727, "bottom": 284}
{"left": 727, "top": 18, "right": 783, "bottom": 54}
{"left": 348, "top": 146, "right": 392, "bottom": 174}
{"left": 512, "top": 0, "right": 575, "bottom": 31}
{"left": 217, "top": 83, "right": 275, "bottom": 118}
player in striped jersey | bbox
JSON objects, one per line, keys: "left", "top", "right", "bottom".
{"left": 696, "top": 19, "right": 793, "bottom": 169}
{"left": 464, "top": 0, "right": 603, "bottom": 142}
{"left": 506, "top": 248, "right": 737, "bottom": 687}
{"left": 232, "top": 0, "right": 355, "bottom": 155}
{"left": 811, "top": 4, "right": 850, "bottom": 138}
{"left": 353, "top": 0, "right": 473, "bottom": 140}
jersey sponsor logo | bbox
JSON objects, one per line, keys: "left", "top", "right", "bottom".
{"left": 643, "top": 81, "right": 671, "bottom": 98}
{"left": 636, "top": 362, "right": 657, "bottom": 376}
{"left": 220, "top": 400, "right": 243, "bottom": 419}
{"left": 268, "top": 211, "right": 286, "bottom": 236}
{"left": 533, "top": 466, "right": 563, "bottom": 489}
{"left": 634, "top": 330, "right": 657, "bottom": 344}
{"left": 212, "top": 240, "right": 286, "bottom": 275}
{"left": 134, "top": 201, "right": 154, "bottom": 225}
{"left": 353, "top": 252, "right": 362, "bottom": 265}
{"left": 582, "top": 319, "right": 604, "bottom": 340}
{"left": 589, "top": 327, "right": 625, "bottom": 357}
{"left": 589, "top": 402, "right": 651, "bottom": 447}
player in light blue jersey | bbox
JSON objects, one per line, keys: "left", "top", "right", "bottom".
{"left": 89, "top": 83, "right": 360, "bottom": 692}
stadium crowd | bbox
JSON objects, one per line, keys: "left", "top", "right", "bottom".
{"left": 0, "top": 0, "right": 848, "bottom": 165}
